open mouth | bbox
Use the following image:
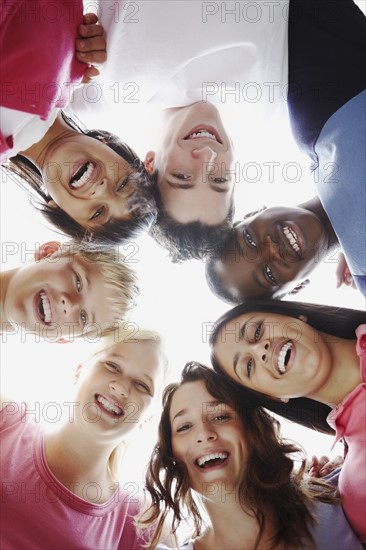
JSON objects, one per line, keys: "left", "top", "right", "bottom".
{"left": 184, "top": 126, "right": 222, "bottom": 144}
{"left": 195, "top": 451, "right": 229, "bottom": 469}
{"left": 277, "top": 341, "right": 293, "bottom": 375}
{"left": 69, "top": 162, "right": 96, "bottom": 189}
{"left": 282, "top": 225, "right": 302, "bottom": 258}
{"left": 37, "top": 290, "right": 52, "bottom": 324}
{"left": 96, "top": 395, "right": 124, "bottom": 417}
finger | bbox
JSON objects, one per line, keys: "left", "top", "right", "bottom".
{"left": 79, "top": 23, "right": 104, "bottom": 38}
{"left": 76, "top": 49, "right": 107, "bottom": 64}
{"left": 81, "top": 65, "right": 100, "bottom": 84}
{"left": 76, "top": 36, "right": 106, "bottom": 53}
{"left": 318, "top": 455, "right": 329, "bottom": 467}
{"left": 83, "top": 12, "right": 98, "bottom": 25}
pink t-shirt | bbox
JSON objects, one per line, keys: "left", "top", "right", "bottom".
{"left": 0, "top": 0, "right": 85, "bottom": 158}
{"left": 328, "top": 324, "right": 366, "bottom": 542}
{"left": 0, "top": 402, "right": 150, "bottom": 549}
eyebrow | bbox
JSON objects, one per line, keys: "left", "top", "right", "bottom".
{"left": 172, "top": 400, "right": 223, "bottom": 423}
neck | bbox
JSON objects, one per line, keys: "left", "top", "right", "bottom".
{"left": 44, "top": 423, "right": 117, "bottom": 503}
{"left": 310, "top": 335, "right": 360, "bottom": 406}
{"left": 196, "top": 495, "right": 282, "bottom": 550}
{"left": 300, "top": 196, "right": 338, "bottom": 248}
{"left": 21, "top": 112, "right": 72, "bottom": 175}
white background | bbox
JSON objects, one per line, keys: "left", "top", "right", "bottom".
{"left": 1, "top": 0, "right": 365, "bottom": 483}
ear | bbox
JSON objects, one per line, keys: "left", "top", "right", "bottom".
{"left": 144, "top": 151, "right": 155, "bottom": 174}
{"left": 288, "top": 279, "right": 310, "bottom": 296}
{"left": 34, "top": 241, "right": 62, "bottom": 261}
{"left": 243, "top": 206, "right": 267, "bottom": 219}
{"left": 73, "top": 364, "right": 83, "bottom": 385}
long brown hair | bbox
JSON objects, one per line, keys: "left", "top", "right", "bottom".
{"left": 143, "top": 362, "right": 336, "bottom": 549}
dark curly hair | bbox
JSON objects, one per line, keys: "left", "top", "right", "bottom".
{"left": 149, "top": 171, "right": 234, "bottom": 262}
{"left": 143, "top": 362, "right": 337, "bottom": 549}
{"left": 5, "top": 112, "right": 157, "bottom": 244}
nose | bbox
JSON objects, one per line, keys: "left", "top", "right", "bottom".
{"left": 196, "top": 424, "right": 218, "bottom": 444}
{"left": 253, "top": 340, "right": 270, "bottom": 363}
{"left": 191, "top": 145, "right": 217, "bottom": 167}
{"left": 263, "top": 235, "right": 283, "bottom": 263}
{"left": 89, "top": 178, "right": 109, "bottom": 198}
{"left": 109, "top": 379, "right": 129, "bottom": 398}
{"left": 59, "top": 290, "right": 81, "bottom": 319}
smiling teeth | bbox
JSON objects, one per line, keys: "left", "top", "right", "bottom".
{"left": 71, "top": 162, "right": 94, "bottom": 189}
{"left": 278, "top": 341, "right": 293, "bottom": 374}
{"left": 189, "top": 130, "right": 217, "bottom": 141}
{"left": 197, "top": 452, "right": 228, "bottom": 467}
{"left": 283, "top": 226, "right": 300, "bottom": 254}
{"left": 40, "top": 291, "right": 51, "bottom": 323}
{"left": 97, "top": 396, "right": 123, "bottom": 416}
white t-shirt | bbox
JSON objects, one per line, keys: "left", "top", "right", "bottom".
{"left": 72, "top": 0, "right": 289, "bottom": 119}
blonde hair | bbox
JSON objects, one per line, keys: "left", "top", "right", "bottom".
{"left": 56, "top": 242, "right": 140, "bottom": 336}
{"left": 93, "top": 324, "right": 167, "bottom": 481}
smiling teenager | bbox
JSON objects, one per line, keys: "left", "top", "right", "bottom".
{"left": 211, "top": 300, "right": 366, "bottom": 542}
{"left": 147, "top": 102, "right": 235, "bottom": 261}
{"left": 0, "top": 326, "right": 167, "bottom": 548}
{"left": 0, "top": 241, "right": 138, "bottom": 340}
{"left": 1, "top": 2, "right": 155, "bottom": 244}
{"left": 206, "top": 197, "right": 338, "bottom": 302}
{"left": 82, "top": 0, "right": 288, "bottom": 261}
{"left": 142, "top": 363, "right": 362, "bottom": 550}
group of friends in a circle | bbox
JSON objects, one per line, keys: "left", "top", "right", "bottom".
{"left": 1, "top": 0, "right": 365, "bottom": 548}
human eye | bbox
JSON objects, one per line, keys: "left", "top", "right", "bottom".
{"left": 134, "top": 379, "right": 151, "bottom": 395}
{"left": 172, "top": 173, "right": 191, "bottom": 180}
{"left": 176, "top": 422, "right": 192, "bottom": 433}
{"left": 212, "top": 177, "right": 228, "bottom": 184}
{"left": 105, "top": 361, "right": 120, "bottom": 373}
{"left": 264, "top": 265, "right": 277, "bottom": 286}
{"left": 247, "top": 358, "right": 253, "bottom": 378}
{"left": 213, "top": 413, "right": 232, "bottom": 422}
{"left": 80, "top": 309, "right": 88, "bottom": 326}
{"left": 116, "top": 176, "right": 129, "bottom": 192}
{"left": 254, "top": 323, "right": 262, "bottom": 342}
{"left": 75, "top": 272, "right": 82, "bottom": 292}
{"left": 244, "top": 230, "right": 257, "bottom": 249}
{"left": 90, "top": 206, "right": 105, "bottom": 221}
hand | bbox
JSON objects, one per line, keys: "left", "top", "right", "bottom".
{"left": 76, "top": 13, "right": 107, "bottom": 84}
{"left": 336, "top": 252, "right": 356, "bottom": 289}
{"left": 308, "top": 455, "right": 344, "bottom": 478}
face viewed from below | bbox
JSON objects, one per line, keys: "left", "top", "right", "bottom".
{"left": 213, "top": 311, "right": 332, "bottom": 400}
{"left": 3, "top": 249, "right": 119, "bottom": 340}
{"left": 211, "top": 206, "right": 330, "bottom": 301}
{"left": 74, "top": 339, "right": 164, "bottom": 440}
{"left": 147, "top": 102, "right": 235, "bottom": 225}
{"left": 170, "top": 380, "right": 247, "bottom": 495}
{"left": 40, "top": 132, "right": 136, "bottom": 229}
